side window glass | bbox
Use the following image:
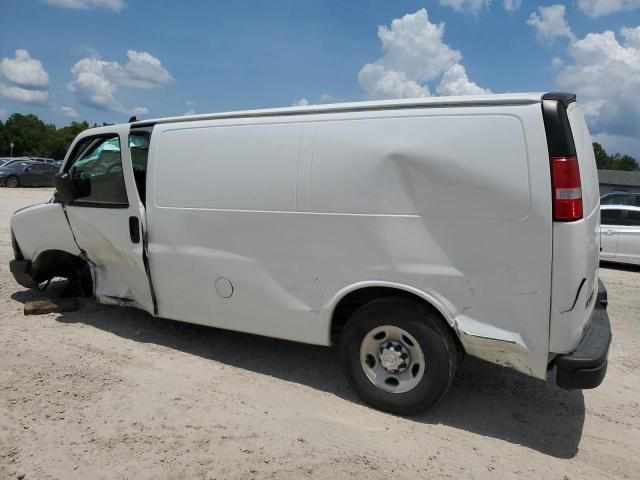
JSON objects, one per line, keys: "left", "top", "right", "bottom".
{"left": 624, "top": 211, "right": 640, "bottom": 227}
{"left": 68, "top": 136, "right": 128, "bottom": 206}
{"left": 129, "top": 134, "right": 149, "bottom": 171}
{"left": 601, "top": 209, "right": 623, "bottom": 226}
{"left": 129, "top": 133, "right": 149, "bottom": 206}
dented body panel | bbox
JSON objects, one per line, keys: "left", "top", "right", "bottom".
{"left": 146, "top": 100, "right": 553, "bottom": 379}
{"left": 60, "top": 124, "right": 155, "bottom": 314}
{"left": 11, "top": 202, "right": 80, "bottom": 260}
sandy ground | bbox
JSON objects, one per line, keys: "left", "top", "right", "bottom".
{"left": 0, "top": 187, "right": 638, "bottom": 480}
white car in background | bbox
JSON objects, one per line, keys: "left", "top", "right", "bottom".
{"left": 601, "top": 204, "right": 640, "bottom": 265}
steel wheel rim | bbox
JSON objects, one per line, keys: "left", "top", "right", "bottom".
{"left": 359, "top": 325, "right": 426, "bottom": 394}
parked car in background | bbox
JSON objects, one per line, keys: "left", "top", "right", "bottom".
{"left": 0, "top": 160, "right": 59, "bottom": 187}
{"left": 601, "top": 191, "right": 640, "bottom": 207}
{"left": 0, "top": 160, "right": 32, "bottom": 170}
{"left": 30, "top": 157, "right": 58, "bottom": 164}
{"left": 600, "top": 204, "right": 640, "bottom": 265}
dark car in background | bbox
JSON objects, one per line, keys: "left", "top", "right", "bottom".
{"left": 0, "top": 160, "right": 59, "bottom": 187}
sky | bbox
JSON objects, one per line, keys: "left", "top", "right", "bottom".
{"left": 1, "top": 0, "right": 640, "bottom": 158}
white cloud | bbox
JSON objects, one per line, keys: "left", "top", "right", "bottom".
{"left": 0, "top": 49, "right": 49, "bottom": 89}
{"left": 358, "top": 64, "right": 430, "bottom": 99}
{"left": 318, "top": 94, "right": 344, "bottom": 104}
{"left": 556, "top": 27, "right": 640, "bottom": 157}
{"left": 551, "top": 56, "right": 564, "bottom": 68}
{"left": 0, "top": 84, "right": 48, "bottom": 104}
{"left": 439, "top": 0, "right": 491, "bottom": 14}
{"left": 436, "top": 64, "right": 491, "bottom": 95}
{"left": 358, "top": 9, "right": 489, "bottom": 99}
{"left": 527, "top": 5, "right": 575, "bottom": 45}
{"left": 0, "top": 50, "right": 50, "bottom": 105}
{"left": 578, "top": 0, "right": 640, "bottom": 18}
{"left": 504, "top": 0, "right": 522, "bottom": 11}
{"left": 622, "top": 25, "right": 640, "bottom": 47}
{"left": 59, "top": 106, "right": 79, "bottom": 118}
{"left": 114, "top": 50, "right": 173, "bottom": 89}
{"left": 292, "top": 94, "right": 345, "bottom": 106}
{"left": 183, "top": 100, "right": 196, "bottom": 115}
{"left": 42, "top": 0, "right": 124, "bottom": 11}
{"left": 68, "top": 50, "right": 171, "bottom": 115}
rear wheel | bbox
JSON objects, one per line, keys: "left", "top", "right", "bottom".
{"left": 5, "top": 175, "right": 19, "bottom": 188}
{"left": 340, "top": 297, "right": 459, "bottom": 415}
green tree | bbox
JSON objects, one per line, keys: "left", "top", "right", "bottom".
{"left": 1, "top": 113, "right": 54, "bottom": 157}
{"left": 610, "top": 153, "right": 639, "bottom": 171}
{"left": 592, "top": 142, "right": 611, "bottom": 169}
{"left": 43, "top": 121, "right": 90, "bottom": 159}
{"left": 593, "top": 142, "right": 638, "bottom": 171}
{"left": 0, "top": 114, "right": 89, "bottom": 159}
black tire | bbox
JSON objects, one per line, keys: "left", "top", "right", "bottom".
{"left": 340, "top": 297, "right": 459, "bottom": 415}
{"left": 5, "top": 175, "right": 19, "bottom": 188}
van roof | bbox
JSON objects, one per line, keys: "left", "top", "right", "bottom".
{"left": 131, "top": 92, "right": 549, "bottom": 128}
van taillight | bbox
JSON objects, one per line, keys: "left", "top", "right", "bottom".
{"left": 551, "top": 156, "right": 583, "bottom": 221}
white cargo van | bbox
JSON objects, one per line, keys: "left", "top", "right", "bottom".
{"left": 10, "top": 93, "right": 611, "bottom": 414}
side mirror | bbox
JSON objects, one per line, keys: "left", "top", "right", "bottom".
{"left": 54, "top": 172, "right": 77, "bottom": 203}
{"left": 24, "top": 167, "right": 32, "bottom": 173}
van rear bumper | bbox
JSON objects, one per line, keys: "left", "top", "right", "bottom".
{"left": 554, "top": 283, "right": 611, "bottom": 389}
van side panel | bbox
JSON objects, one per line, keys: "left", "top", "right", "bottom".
{"left": 147, "top": 121, "right": 324, "bottom": 343}
{"left": 155, "top": 123, "right": 302, "bottom": 211}
{"left": 147, "top": 104, "right": 553, "bottom": 378}
{"left": 549, "top": 105, "right": 600, "bottom": 354}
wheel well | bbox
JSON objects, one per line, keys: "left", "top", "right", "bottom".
{"left": 31, "top": 249, "right": 92, "bottom": 292}
{"left": 330, "top": 287, "right": 461, "bottom": 350}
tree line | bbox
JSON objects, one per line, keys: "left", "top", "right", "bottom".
{"left": 592, "top": 143, "right": 638, "bottom": 171}
{"left": 0, "top": 112, "right": 638, "bottom": 170}
{"left": 0, "top": 113, "right": 111, "bottom": 160}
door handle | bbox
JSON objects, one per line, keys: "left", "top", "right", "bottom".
{"left": 129, "top": 216, "right": 140, "bottom": 244}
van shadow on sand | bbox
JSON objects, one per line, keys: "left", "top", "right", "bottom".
{"left": 12, "top": 283, "right": 585, "bottom": 459}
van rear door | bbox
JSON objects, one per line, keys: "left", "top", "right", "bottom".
{"left": 545, "top": 93, "right": 601, "bottom": 354}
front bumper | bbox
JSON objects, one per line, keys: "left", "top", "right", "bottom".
{"left": 10, "top": 259, "right": 38, "bottom": 289}
{"left": 554, "top": 280, "right": 611, "bottom": 390}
